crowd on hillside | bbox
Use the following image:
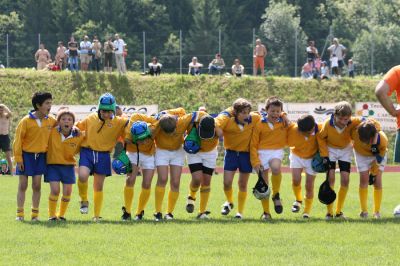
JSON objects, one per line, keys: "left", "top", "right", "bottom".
{"left": 30, "top": 33, "right": 354, "bottom": 78}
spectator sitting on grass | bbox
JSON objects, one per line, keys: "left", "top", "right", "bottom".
{"left": 231, "top": 58, "right": 244, "bottom": 77}
{"left": 301, "top": 59, "right": 314, "bottom": 79}
{"left": 208, "top": 53, "right": 225, "bottom": 75}
{"left": 148, "top": 57, "right": 162, "bottom": 76}
{"left": 189, "top": 57, "right": 203, "bottom": 75}
{"left": 320, "top": 61, "right": 330, "bottom": 80}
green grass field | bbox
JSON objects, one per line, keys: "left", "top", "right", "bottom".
{"left": 1, "top": 172, "right": 400, "bottom": 265}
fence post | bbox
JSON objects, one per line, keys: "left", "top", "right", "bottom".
{"left": 218, "top": 28, "right": 221, "bottom": 55}
{"left": 6, "top": 34, "right": 9, "bottom": 68}
{"left": 179, "top": 30, "right": 182, "bottom": 74}
{"left": 252, "top": 28, "right": 255, "bottom": 75}
{"left": 38, "top": 33, "right": 41, "bottom": 48}
{"left": 294, "top": 28, "right": 298, "bottom": 77}
{"left": 143, "top": 31, "right": 146, "bottom": 73}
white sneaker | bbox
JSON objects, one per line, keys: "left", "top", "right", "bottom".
{"left": 31, "top": 217, "right": 39, "bottom": 222}
{"left": 234, "top": 213, "right": 242, "bottom": 219}
{"left": 197, "top": 211, "right": 211, "bottom": 219}
{"left": 186, "top": 196, "right": 195, "bottom": 213}
{"left": 92, "top": 216, "right": 102, "bottom": 223}
{"left": 221, "top": 202, "right": 234, "bottom": 215}
{"left": 373, "top": 212, "right": 381, "bottom": 219}
{"left": 80, "top": 201, "right": 89, "bottom": 214}
{"left": 261, "top": 212, "right": 272, "bottom": 220}
{"left": 291, "top": 201, "right": 302, "bottom": 213}
{"left": 164, "top": 213, "right": 174, "bottom": 220}
{"left": 302, "top": 213, "right": 310, "bottom": 219}
{"left": 15, "top": 216, "right": 24, "bottom": 221}
{"left": 360, "top": 212, "right": 368, "bottom": 219}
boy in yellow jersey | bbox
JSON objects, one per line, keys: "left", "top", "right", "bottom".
{"left": 152, "top": 109, "right": 205, "bottom": 221}
{"left": 250, "top": 97, "right": 287, "bottom": 219}
{"left": 46, "top": 109, "right": 84, "bottom": 221}
{"left": 14, "top": 92, "right": 56, "bottom": 221}
{"left": 184, "top": 112, "right": 218, "bottom": 219}
{"left": 215, "top": 98, "right": 261, "bottom": 219}
{"left": 317, "top": 101, "right": 362, "bottom": 220}
{"left": 76, "top": 93, "right": 128, "bottom": 221}
{"left": 352, "top": 119, "right": 387, "bottom": 219}
{"left": 287, "top": 115, "right": 321, "bottom": 218}
{"left": 121, "top": 113, "right": 157, "bottom": 221}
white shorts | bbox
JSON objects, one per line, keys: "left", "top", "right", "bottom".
{"left": 187, "top": 149, "right": 218, "bottom": 169}
{"left": 328, "top": 145, "right": 353, "bottom": 163}
{"left": 354, "top": 152, "right": 386, "bottom": 172}
{"left": 155, "top": 147, "right": 185, "bottom": 167}
{"left": 127, "top": 152, "right": 155, "bottom": 170}
{"left": 258, "top": 149, "right": 284, "bottom": 170}
{"left": 289, "top": 153, "right": 316, "bottom": 176}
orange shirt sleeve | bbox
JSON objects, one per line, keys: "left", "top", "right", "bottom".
{"left": 384, "top": 65, "right": 400, "bottom": 99}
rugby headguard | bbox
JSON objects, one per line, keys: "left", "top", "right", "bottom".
{"left": 98, "top": 93, "right": 116, "bottom": 113}
{"left": 131, "top": 121, "right": 151, "bottom": 143}
{"left": 318, "top": 173, "right": 336, "bottom": 205}
{"left": 312, "top": 152, "right": 328, "bottom": 173}
{"left": 253, "top": 170, "right": 271, "bottom": 200}
{"left": 112, "top": 152, "right": 132, "bottom": 175}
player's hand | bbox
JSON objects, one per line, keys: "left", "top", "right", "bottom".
{"left": 72, "top": 126, "right": 81, "bottom": 136}
{"left": 253, "top": 165, "right": 263, "bottom": 173}
{"left": 17, "top": 163, "right": 24, "bottom": 172}
{"left": 371, "top": 144, "right": 379, "bottom": 155}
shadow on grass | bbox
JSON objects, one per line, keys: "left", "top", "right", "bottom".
{"left": 19, "top": 216, "right": 400, "bottom": 228}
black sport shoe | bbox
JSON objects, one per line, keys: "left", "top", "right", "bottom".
{"left": 186, "top": 196, "right": 195, "bottom": 213}
{"left": 48, "top": 217, "right": 58, "bottom": 221}
{"left": 291, "top": 201, "right": 302, "bottom": 213}
{"left": 58, "top": 217, "right": 67, "bottom": 221}
{"left": 335, "top": 212, "right": 347, "bottom": 220}
{"left": 121, "top": 206, "right": 131, "bottom": 221}
{"left": 272, "top": 193, "right": 283, "bottom": 214}
{"left": 197, "top": 211, "right": 211, "bottom": 219}
{"left": 164, "top": 213, "right": 174, "bottom": 220}
{"left": 154, "top": 212, "right": 162, "bottom": 222}
{"left": 221, "top": 202, "right": 234, "bottom": 215}
{"left": 134, "top": 210, "right": 144, "bottom": 221}
{"left": 369, "top": 174, "right": 376, "bottom": 185}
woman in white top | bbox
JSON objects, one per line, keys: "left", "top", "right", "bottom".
{"left": 231, "top": 59, "right": 244, "bottom": 77}
{"left": 188, "top": 57, "right": 203, "bottom": 75}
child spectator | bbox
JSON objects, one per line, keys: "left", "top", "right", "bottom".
{"left": 330, "top": 54, "right": 339, "bottom": 77}
{"left": 301, "top": 59, "right": 313, "bottom": 79}
{"left": 320, "top": 61, "right": 330, "bottom": 80}
{"left": 348, "top": 59, "right": 355, "bottom": 78}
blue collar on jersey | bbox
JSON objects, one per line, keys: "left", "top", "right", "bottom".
{"left": 29, "top": 110, "right": 48, "bottom": 119}
{"left": 261, "top": 113, "right": 282, "bottom": 123}
{"left": 57, "top": 126, "right": 78, "bottom": 137}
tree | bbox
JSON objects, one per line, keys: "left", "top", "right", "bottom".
{"left": 184, "top": 0, "right": 221, "bottom": 63}
{"left": 260, "top": 0, "right": 307, "bottom": 76}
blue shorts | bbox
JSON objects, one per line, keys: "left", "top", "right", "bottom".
{"left": 16, "top": 152, "right": 47, "bottom": 176}
{"left": 79, "top": 147, "right": 112, "bottom": 176}
{"left": 224, "top": 150, "right": 252, "bottom": 173}
{"left": 44, "top": 164, "right": 76, "bottom": 184}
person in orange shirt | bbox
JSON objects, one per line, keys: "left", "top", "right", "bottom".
{"left": 352, "top": 119, "right": 387, "bottom": 219}
{"left": 253, "top": 38, "right": 267, "bottom": 76}
{"left": 215, "top": 98, "right": 261, "bottom": 219}
{"left": 250, "top": 97, "right": 287, "bottom": 219}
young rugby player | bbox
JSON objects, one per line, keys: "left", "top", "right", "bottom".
{"left": 13, "top": 92, "right": 56, "bottom": 221}
{"left": 352, "top": 119, "right": 387, "bottom": 219}
{"left": 46, "top": 109, "right": 84, "bottom": 221}
{"left": 215, "top": 98, "right": 261, "bottom": 219}
{"left": 287, "top": 115, "right": 321, "bottom": 218}
{"left": 185, "top": 112, "right": 218, "bottom": 219}
{"left": 76, "top": 93, "right": 128, "bottom": 221}
{"left": 250, "top": 97, "right": 287, "bottom": 219}
{"left": 317, "top": 101, "right": 362, "bottom": 219}
{"left": 121, "top": 113, "right": 157, "bottom": 221}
